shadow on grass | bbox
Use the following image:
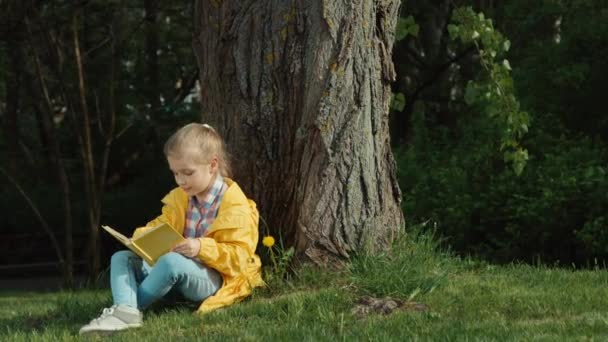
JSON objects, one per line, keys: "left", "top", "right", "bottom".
{"left": 0, "top": 291, "right": 103, "bottom": 336}
{"left": 0, "top": 288, "right": 204, "bottom": 337}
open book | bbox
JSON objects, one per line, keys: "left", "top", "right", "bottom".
{"left": 102, "top": 223, "right": 185, "bottom": 266}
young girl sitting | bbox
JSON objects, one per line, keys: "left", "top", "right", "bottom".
{"left": 80, "top": 123, "right": 264, "bottom": 335}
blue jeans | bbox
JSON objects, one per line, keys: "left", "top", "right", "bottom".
{"left": 110, "top": 250, "right": 222, "bottom": 310}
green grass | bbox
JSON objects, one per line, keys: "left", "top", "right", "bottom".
{"left": 2, "top": 230, "right": 608, "bottom": 341}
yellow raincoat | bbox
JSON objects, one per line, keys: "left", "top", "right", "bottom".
{"left": 132, "top": 178, "right": 264, "bottom": 313}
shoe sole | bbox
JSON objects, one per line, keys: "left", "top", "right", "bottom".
{"left": 79, "top": 324, "right": 142, "bottom": 336}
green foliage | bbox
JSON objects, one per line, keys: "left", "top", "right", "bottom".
{"left": 500, "top": 0, "right": 608, "bottom": 139}
{"left": 398, "top": 109, "right": 608, "bottom": 264}
{"left": 256, "top": 215, "right": 297, "bottom": 288}
{"left": 263, "top": 242, "right": 295, "bottom": 286}
{"left": 390, "top": 92, "right": 406, "bottom": 112}
{"left": 395, "top": 15, "right": 419, "bottom": 41}
{"left": 0, "top": 1, "right": 200, "bottom": 271}
{"left": 392, "top": 3, "right": 608, "bottom": 265}
{"left": 448, "top": 7, "right": 530, "bottom": 175}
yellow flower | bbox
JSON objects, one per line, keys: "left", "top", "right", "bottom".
{"left": 262, "top": 236, "right": 275, "bottom": 248}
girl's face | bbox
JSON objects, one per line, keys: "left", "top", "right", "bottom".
{"left": 167, "top": 149, "right": 218, "bottom": 201}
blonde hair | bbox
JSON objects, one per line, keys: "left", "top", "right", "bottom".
{"left": 164, "top": 123, "right": 232, "bottom": 178}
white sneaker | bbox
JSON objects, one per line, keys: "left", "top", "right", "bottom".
{"left": 79, "top": 305, "right": 143, "bottom": 335}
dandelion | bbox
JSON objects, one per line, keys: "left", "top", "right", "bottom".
{"left": 263, "top": 235, "right": 279, "bottom": 275}
{"left": 263, "top": 236, "right": 275, "bottom": 248}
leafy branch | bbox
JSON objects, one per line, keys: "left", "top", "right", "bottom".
{"left": 448, "top": 7, "right": 530, "bottom": 175}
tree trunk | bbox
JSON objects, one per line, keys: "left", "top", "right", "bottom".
{"left": 25, "top": 10, "right": 75, "bottom": 287}
{"left": 2, "top": 2, "right": 23, "bottom": 173}
{"left": 193, "top": 0, "right": 404, "bottom": 265}
{"left": 73, "top": 12, "right": 101, "bottom": 277}
{"left": 33, "top": 104, "right": 75, "bottom": 287}
{"left": 144, "top": 0, "right": 160, "bottom": 112}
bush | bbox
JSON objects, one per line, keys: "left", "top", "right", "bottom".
{"left": 398, "top": 110, "right": 608, "bottom": 265}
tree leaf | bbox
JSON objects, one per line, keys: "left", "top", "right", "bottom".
{"left": 391, "top": 92, "right": 406, "bottom": 112}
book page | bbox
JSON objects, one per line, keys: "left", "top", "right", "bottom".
{"left": 102, "top": 225, "right": 154, "bottom": 265}
{"left": 132, "top": 223, "right": 184, "bottom": 266}
{"left": 101, "top": 225, "right": 132, "bottom": 246}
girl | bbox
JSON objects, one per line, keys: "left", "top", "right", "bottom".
{"left": 80, "top": 123, "right": 264, "bottom": 334}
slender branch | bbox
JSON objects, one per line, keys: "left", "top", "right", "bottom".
{"left": 73, "top": 12, "right": 98, "bottom": 213}
{"left": 97, "top": 30, "right": 117, "bottom": 213}
{"left": 35, "top": 8, "right": 85, "bottom": 152}
{"left": 405, "top": 44, "right": 429, "bottom": 69}
{"left": 73, "top": 11, "right": 102, "bottom": 275}
{"left": 171, "top": 68, "right": 199, "bottom": 105}
{"left": 95, "top": 91, "right": 105, "bottom": 137}
{"left": 84, "top": 35, "right": 111, "bottom": 58}
{"left": 409, "top": 45, "right": 475, "bottom": 104}
{"left": 25, "top": 17, "right": 56, "bottom": 122}
{"left": 84, "top": 17, "right": 147, "bottom": 59}
{"left": 24, "top": 14, "right": 74, "bottom": 285}
{"left": 115, "top": 122, "right": 136, "bottom": 140}
{"left": 0, "top": 166, "right": 64, "bottom": 265}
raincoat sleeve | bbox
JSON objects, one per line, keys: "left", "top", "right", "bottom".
{"left": 196, "top": 212, "right": 257, "bottom": 277}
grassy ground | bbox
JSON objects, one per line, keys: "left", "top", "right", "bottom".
{"left": 2, "top": 231, "right": 608, "bottom": 341}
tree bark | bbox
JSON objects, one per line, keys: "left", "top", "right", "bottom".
{"left": 193, "top": 0, "right": 404, "bottom": 265}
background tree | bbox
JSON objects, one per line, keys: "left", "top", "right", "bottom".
{"left": 394, "top": 0, "right": 608, "bottom": 264}
{"left": 0, "top": 0, "right": 200, "bottom": 283}
{"left": 193, "top": 0, "right": 405, "bottom": 265}
{"left": 2, "top": 0, "right": 608, "bottom": 282}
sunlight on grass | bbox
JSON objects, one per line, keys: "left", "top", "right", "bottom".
{"left": 2, "top": 230, "right": 608, "bottom": 340}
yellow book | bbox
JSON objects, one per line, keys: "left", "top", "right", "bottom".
{"left": 102, "top": 223, "right": 185, "bottom": 266}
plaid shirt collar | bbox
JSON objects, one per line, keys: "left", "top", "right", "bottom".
{"left": 192, "top": 175, "right": 225, "bottom": 209}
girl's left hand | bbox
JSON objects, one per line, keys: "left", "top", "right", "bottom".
{"left": 172, "top": 238, "right": 201, "bottom": 258}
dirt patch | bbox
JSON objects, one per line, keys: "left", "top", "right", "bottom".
{"left": 351, "top": 296, "right": 429, "bottom": 319}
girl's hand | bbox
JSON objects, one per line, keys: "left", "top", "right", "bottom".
{"left": 172, "top": 238, "right": 201, "bottom": 258}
